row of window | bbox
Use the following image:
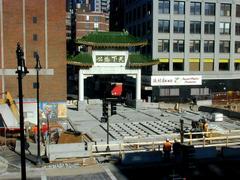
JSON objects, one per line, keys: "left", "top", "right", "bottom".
{"left": 157, "top": 59, "right": 240, "bottom": 71}
{"left": 159, "top": 1, "right": 237, "bottom": 17}
{"left": 158, "top": 40, "right": 240, "bottom": 53}
{"left": 158, "top": 20, "right": 238, "bottom": 35}
{"left": 160, "top": 88, "right": 209, "bottom": 97}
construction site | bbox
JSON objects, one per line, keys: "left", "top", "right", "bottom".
{"left": 1, "top": 91, "right": 240, "bottom": 179}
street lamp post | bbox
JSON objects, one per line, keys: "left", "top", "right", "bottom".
{"left": 16, "top": 43, "right": 29, "bottom": 180}
{"left": 34, "top": 52, "right": 42, "bottom": 164}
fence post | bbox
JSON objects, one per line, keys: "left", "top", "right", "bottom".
{"left": 203, "top": 135, "right": 205, "bottom": 147}
{"left": 226, "top": 133, "right": 229, "bottom": 147}
{"left": 189, "top": 132, "right": 192, "bottom": 145}
{"left": 5, "top": 128, "right": 6, "bottom": 147}
{"left": 209, "top": 131, "right": 212, "bottom": 144}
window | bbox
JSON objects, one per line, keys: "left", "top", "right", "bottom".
{"left": 174, "top": 20, "right": 185, "bottom": 33}
{"left": 219, "top": 60, "right": 229, "bottom": 71}
{"left": 158, "top": 62, "right": 169, "bottom": 71}
{"left": 205, "top": 3, "right": 215, "bottom": 16}
{"left": 190, "top": 40, "right": 200, "bottom": 53}
{"left": 86, "top": 15, "right": 89, "bottom": 21}
{"left": 94, "top": 16, "right": 99, "bottom": 22}
{"left": 190, "top": 21, "right": 201, "bottom": 34}
{"left": 129, "top": 12, "right": 132, "bottom": 23}
{"left": 190, "top": 2, "right": 201, "bottom": 15}
{"left": 204, "top": 22, "right": 215, "bottom": 34}
{"left": 159, "top": 0, "right": 170, "bottom": 14}
{"left": 160, "top": 88, "right": 179, "bottom": 96}
{"left": 220, "top": 3, "right": 231, "bottom": 16}
{"left": 33, "top": 34, "right": 38, "bottom": 41}
{"left": 142, "top": 22, "right": 146, "bottom": 36}
{"left": 86, "top": 23, "right": 90, "bottom": 30}
{"left": 133, "top": 8, "right": 136, "bottom": 21}
{"left": 173, "top": 59, "right": 184, "bottom": 71}
{"left": 158, "top": 20, "right": 170, "bottom": 33}
{"left": 220, "top": 22, "right": 230, "bottom": 34}
{"left": 189, "top": 59, "right": 200, "bottom": 71}
{"left": 236, "top": 23, "right": 240, "bottom": 35}
{"left": 204, "top": 40, "right": 214, "bottom": 53}
{"left": 235, "top": 61, "right": 240, "bottom": 70}
{"left": 220, "top": 41, "right": 230, "bottom": 53}
{"left": 142, "top": 3, "right": 146, "bottom": 18}
{"left": 32, "top": 16, "right": 37, "bottom": 24}
{"left": 235, "top": 41, "right": 240, "bottom": 53}
{"left": 173, "top": 40, "right": 184, "bottom": 52}
{"left": 137, "top": 6, "right": 141, "bottom": 19}
{"left": 174, "top": 1, "right": 185, "bottom": 14}
{"left": 158, "top": 39, "right": 170, "bottom": 52}
{"left": 236, "top": 5, "right": 240, "bottom": 17}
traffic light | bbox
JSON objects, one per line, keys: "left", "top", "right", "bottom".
{"left": 111, "top": 102, "right": 117, "bottom": 116}
{"left": 102, "top": 101, "right": 108, "bottom": 117}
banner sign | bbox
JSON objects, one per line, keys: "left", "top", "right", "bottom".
{"left": 151, "top": 75, "right": 202, "bottom": 86}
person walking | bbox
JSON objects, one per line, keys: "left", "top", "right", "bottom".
{"left": 41, "top": 122, "right": 48, "bottom": 143}
{"left": 32, "top": 125, "right": 38, "bottom": 143}
{"left": 163, "top": 138, "right": 172, "bottom": 160}
{"left": 173, "top": 139, "right": 181, "bottom": 162}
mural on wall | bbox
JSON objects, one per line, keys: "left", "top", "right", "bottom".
{"left": 40, "top": 102, "right": 67, "bottom": 120}
{"left": 57, "top": 104, "right": 67, "bottom": 118}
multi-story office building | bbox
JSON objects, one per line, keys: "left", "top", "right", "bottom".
{"left": 123, "top": 0, "right": 240, "bottom": 101}
{"left": 110, "top": 0, "right": 124, "bottom": 31}
{"left": 0, "top": 0, "right": 66, "bottom": 118}
{"left": 91, "top": 0, "right": 110, "bottom": 13}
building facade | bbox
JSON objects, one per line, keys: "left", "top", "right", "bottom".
{"left": 123, "top": 0, "right": 240, "bottom": 101}
{"left": 90, "top": 0, "right": 110, "bottom": 13}
{"left": 0, "top": 0, "right": 66, "bottom": 119}
{"left": 109, "top": 0, "right": 124, "bottom": 31}
{"left": 75, "top": 5, "right": 109, "bottom": 39}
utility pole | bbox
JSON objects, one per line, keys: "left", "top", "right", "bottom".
{"left": 34, "top": 52, "right": 42, "bottom": 164}
{"left": 16, "top": 43, "right": 29, "bottom": 180}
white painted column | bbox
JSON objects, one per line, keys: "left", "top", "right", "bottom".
{"left": 22, "top": 0, "right": 26, "bottom": 62}
{"left": 45, "top": 0, "right": 48, "bottom": 69}
{"left": 0, "top": 0, "right": 5, "bottom": 97}
{"left": 79, "top": 70, "right": 84, "bottom": 101}
{"left": 136, "top": 69, "right": 141, "bottom": 100}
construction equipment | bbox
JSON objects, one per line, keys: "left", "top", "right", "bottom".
{"left": 0, "top": 91, "right": 20, "bottom": 138}
{"left": 191, "top": 118, "right": 208, "bottom": 133}
{"left": 0, "top": 91, "right": 19, "bottom": 121}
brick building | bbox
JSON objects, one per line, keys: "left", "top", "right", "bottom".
{"left": 0, "top": 0, "right": 66, "bottom": 119}
{"left": 75, "top": 4, "right": 109, "bottom": 39}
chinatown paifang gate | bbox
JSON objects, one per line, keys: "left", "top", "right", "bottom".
{"left": 67, "top": 32, "right": 158, "bottom": 110}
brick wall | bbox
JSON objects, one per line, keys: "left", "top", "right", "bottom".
{"left": 0, "top": 0, "right": 66, "bottom": 102}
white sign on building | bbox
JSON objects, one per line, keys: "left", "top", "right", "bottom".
{"left": 151, "top": 75, "right": 202, "bottom": 86}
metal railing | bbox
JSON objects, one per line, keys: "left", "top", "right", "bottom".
{"left": 90, "top": 130, "right": 240, "bottom": 157}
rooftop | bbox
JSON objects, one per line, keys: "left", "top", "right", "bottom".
{"left": 76, "top": 31, "right": 148, "bottom": 47}
{"left": 67, "top": 53, "right": 159, "bottom": 67}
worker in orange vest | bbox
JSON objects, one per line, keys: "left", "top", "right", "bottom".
{"left": 41, "top": 122, "right": 48, "bottom": 143}
{"left": 32, "top": 125, "right": 38, "bottom": 143}
{"left": 163, "top": 138, "right": 172, "bottom": 160}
